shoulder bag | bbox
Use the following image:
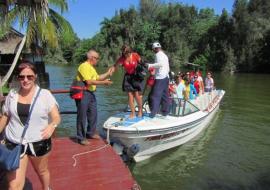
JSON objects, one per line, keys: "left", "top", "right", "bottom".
{"left": 134, "top": 62, "right": 148, "bottom": 81}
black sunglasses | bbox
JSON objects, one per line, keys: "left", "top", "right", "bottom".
{"left": 18, "top": 75, "right": 35, "bottom": 81}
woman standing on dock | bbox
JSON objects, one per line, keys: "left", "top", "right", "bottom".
{"left": 0, "top": 61, "right": 61, "bottom": 190}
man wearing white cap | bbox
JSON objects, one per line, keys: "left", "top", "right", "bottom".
{"left": 147, "top": 42, "right": 170, "bottom": 117}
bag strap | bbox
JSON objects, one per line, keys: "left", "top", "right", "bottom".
{"left": 20, "top": 87, "right": 42, "bottom": 144}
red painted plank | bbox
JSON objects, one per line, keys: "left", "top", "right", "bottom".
{"left": 0, "top": 137, "right": 140, "bottom": 190}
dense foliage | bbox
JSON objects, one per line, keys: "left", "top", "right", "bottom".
{"left": 50, "top": 0, "right": 270, "bottom": 73}
{"left": 0, "top": 0, "right": 77, "bottom": 49}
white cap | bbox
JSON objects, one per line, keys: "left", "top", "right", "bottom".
{"left": 152, "top": 42, "right": 161, "bottom": 49}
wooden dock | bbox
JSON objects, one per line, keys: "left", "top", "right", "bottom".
{"left": 0, "top": 137, "right": 140, "bottom": 190}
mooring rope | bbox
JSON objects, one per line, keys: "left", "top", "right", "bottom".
{"left": 72, "top": 143, "right": 110, "bottom": 167}
{"left": 72, "top": 124, "right": 114, "bottom": 167}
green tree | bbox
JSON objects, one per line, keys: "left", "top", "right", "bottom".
{"left": 139, "top": 0, "right": 161, "bottom": 21}
{"left": 0, "top": 0, "right": 76, "bottom": 48}
{"left": 222, "top": 45, "right": 236, "bottom": 73}
{"left": 188, "top": 8, "right": 218, "bottom": 46}
{"left": 70, "top": 0, "right": 270, "bottom": 73}
{"left": 44, "top": 47, "right": 68, "bottom": 65}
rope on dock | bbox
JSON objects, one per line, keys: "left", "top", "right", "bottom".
{"left": 72, "top": 144, "right": 110, "bottom": 167}
{"left": 72, "top": 125, "right": 115, "bottom": 167}
{"left": 49, "top": 88, "right": 111, "bottom": 167}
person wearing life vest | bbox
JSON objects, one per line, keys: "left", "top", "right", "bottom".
{"left": 75, "top": 50, "right": 113, "bottom": 145}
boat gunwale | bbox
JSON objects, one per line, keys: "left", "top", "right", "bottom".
{"left": 104, "top": 109, "right": 212, "bottom": 135}
{"left": 103, "top": 90, "right": 225, "bottom": 135}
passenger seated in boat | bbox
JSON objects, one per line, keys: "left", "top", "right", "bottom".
{"left": 183, "top": 78, "right": 198, "bottom": 101}
{"left": 170, "top": 74, "right": 186, "bottom": 115}
{"left": 205, "top": 72, "right": 214, "bottom": 92}
{"left": 173, "top": 74, "right": 185, "bottom": 100}
{"left": 177, "top": 72, "right": 185, "bottom": 85}
{"left": 193, "top": 75, "right": 201, "bottom": 95}
{"left": 185, "top": 71, "right": 191, "bottom": 80}
{"left": 196, "top": 70, "right": 204, "bottom": 94}
{"left": 168, "top": 78, "right": 176, "bottom": 99}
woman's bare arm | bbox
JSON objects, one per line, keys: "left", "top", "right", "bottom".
{"left": 41, "top": 104, "right": 61, "bottom": 139}
{"left": 0, "top": 114, "right": 8, "bottom": 134}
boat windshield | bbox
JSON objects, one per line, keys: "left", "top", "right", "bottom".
{"left": 168, "top": 98, "right": 199, "bottom": 116}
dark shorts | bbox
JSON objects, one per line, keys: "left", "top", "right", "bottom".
{"left": 122, "top": 73, "right": 144, "bottom": 92}
{"left": 5, "top": 138, "right": 52, "bottom": 157}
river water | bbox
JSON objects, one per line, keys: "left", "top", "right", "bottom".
{"left": 46, "top": 65, "right": 270, "bottom": 190}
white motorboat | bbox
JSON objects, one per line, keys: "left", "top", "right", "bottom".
{"left": 103, "top": 89, "right": 225, "bottom": 162}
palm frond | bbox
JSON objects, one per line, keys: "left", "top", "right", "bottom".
{"left": 48, "top": 0, "right": 68, "bottom": 13}
{"left": 26, "top": 19, "right": 36, "bottom": 47}
{"left": 36, "top": 14, "right": 58, "bottom": 47}
{"left": 49, "top": 8, "right": 76, "bottom": 45}
{"left": 1, "top": 0, "right": 74, "bottom": 48}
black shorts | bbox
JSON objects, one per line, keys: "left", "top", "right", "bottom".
{"left": 5, "top": 138, "right": 52, "bottom": 157}
{"left": 122, "top": 73, "right": 144, "bottom": 92}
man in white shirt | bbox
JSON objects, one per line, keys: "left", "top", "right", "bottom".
{"left": 147, "top": 42, "right": 170, "bottom": 117}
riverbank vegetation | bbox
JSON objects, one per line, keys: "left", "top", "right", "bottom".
{"left": 3, "top": 0, "right": 269, "bottom": 73}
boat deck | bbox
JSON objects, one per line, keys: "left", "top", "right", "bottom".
{"left": 0, "top": 137, "right": 139, "bottom": 190}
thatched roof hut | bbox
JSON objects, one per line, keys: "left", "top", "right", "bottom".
{"left": 0, "top": 28, "right": 45, "bottom": 77}
{"left": 0, "top": 29, "right": 24, "bottom": 54}
{"left": 0, "top": 28, "right": 49, "bottom": 89}
{"left": 0, "top": 28, "right": 43, "bottom": 56}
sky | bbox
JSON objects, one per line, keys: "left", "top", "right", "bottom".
{"left": 63, "top": 0, "right": 235, "bottom": 39}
